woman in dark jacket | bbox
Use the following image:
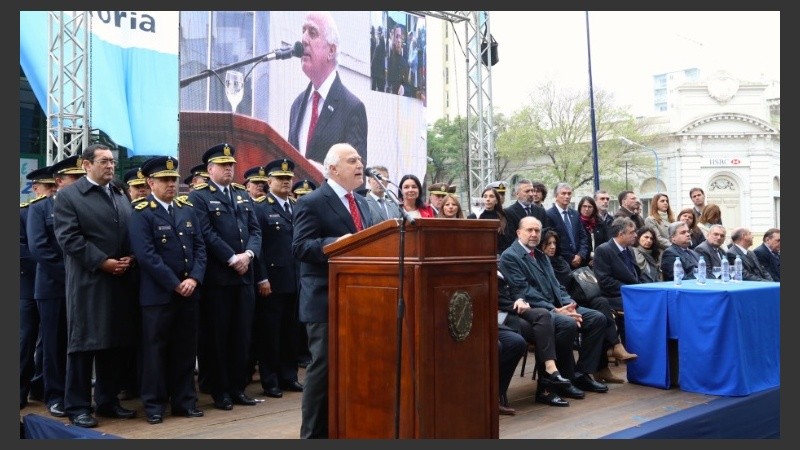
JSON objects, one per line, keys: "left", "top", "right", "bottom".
{"left": 537, "top": 229, "right": 573, "bottom": 289}
{"left": 576, "top": 196, "right": 609, "bottom": 267}
{"left": 467, "top": 186, "right": 512, "bottom": 255}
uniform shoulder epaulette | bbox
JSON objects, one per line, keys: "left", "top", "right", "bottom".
{"left": 267, "top": 196, "right": 275, "bottom": 204}
{"left": 290, "top": 197, "right": 297, "bottom": 204}
{"left": 176, "top": 196, "right": 193, "bottom": 207}
{"left": 27, "top": 195, "right": 47, "bottom": 206}
{"left": 135, "top": 201, "right": 149, "bottom": 210}
{"left": 194, "top": 182, "right": 209, "bottom": 190}
{"left": 231, "top": 182, "right": 246, "bottom": 190}
{"left": 254, "top": 196, "right": 267, "bottom": 203}
{"left": 131, "top": 197, "right": 147, "bottom": 204}
{"left": 20, "top": 201, "right": 29, "bottom": 208}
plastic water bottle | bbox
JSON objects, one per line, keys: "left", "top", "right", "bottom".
{"left": 721, "top": 258, "right": 731, "bottom": 283}
{"left": 697, "top": 256, "right": 707, "bottom": 284}
{"left": 734, "top": 255, "right": 743, "bottom": 282}
{"left": 673, "top": 259, "right": 684, "bottom": 285}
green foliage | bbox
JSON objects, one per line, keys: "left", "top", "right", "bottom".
{"left": 426, "top": 116, "right": 468, "bottom": 188}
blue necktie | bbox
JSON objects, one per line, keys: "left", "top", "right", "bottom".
{"left": 562, "top": 210, "right": 575, "bottom": 246}
{"left": 621, "top": 249, "right": 636, "bottom": 276}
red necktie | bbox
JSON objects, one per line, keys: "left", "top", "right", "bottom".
{"left": 306, "top": 91, "right": 321, "bottom": 149}
{"left": 345, "top": 192, "right": 364, "bottom": 232}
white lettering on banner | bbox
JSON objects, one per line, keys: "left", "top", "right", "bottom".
{"left": 90, "top": 11, "right": 178, "bottom": 54}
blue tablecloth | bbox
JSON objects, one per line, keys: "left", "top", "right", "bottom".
{"left": 622, "top": 281, "right": 780, "bottom": 396}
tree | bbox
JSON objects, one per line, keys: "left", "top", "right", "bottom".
{"left": 425, "top": 116, "right": 468, "bottom": 189}
{"left": 495, "top": 81, "right": 654, "bottom": 194}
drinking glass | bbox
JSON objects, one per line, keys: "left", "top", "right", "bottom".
{"left": 711, "top": 266, "right": 722, "bottom": 283}
{"left": 225, "top": 70, "right": 245, "bottom": 113}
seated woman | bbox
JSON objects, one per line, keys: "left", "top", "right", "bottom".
{"left": 576, "top": 196, "right": 609, "bottom": 267}
{"left": 438, "top": 193, "right": 465, "bottom": 218}
{"left": 643, "top": 192, "right": 674, "bottom": 250}
{"left": 538, "top": 230, "right": 573, "bottom": 289}
{"left": 677, "top": 207, "right": 705, "bottom": 249}
{"left": 697, "top": 203, "right": 723, "bottom": 243}
{"left": 397, "top": 174, "right": 436, "bottom": 219}
{"left": 631, "top": 226, "right": 662, "bottom": 282}
{"left": 497, "top": 270, "right": 571, "bottom": 407}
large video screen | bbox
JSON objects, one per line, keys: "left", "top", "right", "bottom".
{"left": 178, "top": 11, "right": 428, "bottom": 188}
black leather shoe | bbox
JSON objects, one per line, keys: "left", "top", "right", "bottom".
{"left": 173, "top": 407, "right": 204, "bottom": 417}
{"left": 231, "top": 392, "right": 257, "bottom": 406}
{"left": 535, "top": 390, "right": 570, "bottom": 407}
{"left": 213, "top": 396, "right": 233, "bottom": 410}
{"left": 540, "top": 371, "right": 572, "bottom": 388}
{"left": 572, "top": 374, "right": 609, "bottom": 393}
{"left": 559, "top": 384, "right": 586, "bottom": 399}
{"left": 280, "top": 380, "right": 304, "bottom": 392}
{"left": 96, "top": 404, "right": 137, "bottom": 419}
{"left": 263, "top": 386, "right": 283, "bottom": 398}
{"left": 48, "top": 402, "right": 66, "bottom": 417}
{"left": 70, "top": 413, "right": 98, "bottom": 428}
{"left": 146, "top": 414, "right": 163, "bottom": 425}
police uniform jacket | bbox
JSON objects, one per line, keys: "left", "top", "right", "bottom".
{"left": 253, "top": 193, "right": 297, "bottom": 295}
{"left": 20, "top": 199, "right": 39, "bottom": 299}
{"left": 129, "top": 196, "right": 207, "bottom": 306}
{"left": 26, "top": 195, "right": 66, "bottom": 299}
{"left": 188, "top": 182, "right": 261, "bottom": 286}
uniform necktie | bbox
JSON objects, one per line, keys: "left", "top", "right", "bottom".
{"left": 168, "top": 204, "right": 175, "bottom": 224}
{"left": 284, "top": 201, "right": 291, "bottom": 215}
{"left": 345, "top": 192, "right": 364, "bottom": 232}
{"left": 562, "top": 210, "right": 575, "bottom": 245}
{"left": 306, "top": 90, "right": 322, "bottom": 149}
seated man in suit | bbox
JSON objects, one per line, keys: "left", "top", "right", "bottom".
{"left": 660, "top": 221, "right": 701, "bottom": 282}
{"left": 753, "top": 228, "right": 780, "bottom": 282}
{"left": 726, "top": 227, "right": 774, "bottom": 281}
{"left": 694, "top": 224, "right": 728, "bottom": 279}
{"left": 499, "top": 216, "right": 609, "bottom": 399}
{"left": 498, "top": 271, "right": 571, "bottom": 407}
{"left": 588, "top": 217, "right": 640, "bottom": 382}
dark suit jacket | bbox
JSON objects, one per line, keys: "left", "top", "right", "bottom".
{"left": 288, "top": 73, "right": 368, "bottom": 168}
{"left": 753, "top": 243, "right": 780, "bottom": 282}
{"left": 292, "top": 182, "right": 374, "bottom": 324}
{"left": 504, "top": 201, "right": 549, "bottom": 241}
{"left": 592, "top": 240, "right": 643, "bottom": 298}
{"left": 499, "top": 242, "right": 573, "bottom": 311}
{"left": 614, "top": 207, "right": 645, "bottom": 229}
{"left": 694, "top": 241, "right": 727, "bottom": 279}
{"left": 545, "top": 205, "right": 589, "bottom": 267}
{"left": 26, "top": 196, "right": 66, "bottom": 299}
{"left": 726, "top": 244, "right": 773, "bottom": 281}
{"left": 660, "top": 244, "right": 700, "bottom": 282}
{"left": 129, "top": 196, "right": 206, "bottom": 306}
{"left": 253, "top": 193, "right": 298, "bottom": 294}
{"left": 188, "top": 183, "right": 261, "bottom": 287}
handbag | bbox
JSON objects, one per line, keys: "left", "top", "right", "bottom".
{"left": 568, "top": 266, "right": 601, "bottom": 302}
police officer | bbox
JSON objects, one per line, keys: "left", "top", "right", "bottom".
{"left": 188, "top": 143, "right": 262, "bottom": 410}
{"left": 26, "top": 156, "right": 85, "bottom": 417}
{"left": 20, "top": 166, "right": 57, "bottom": 409}
{"left": 243, "top": 166, "right": 269, "bottom": 200}
{"left": 292, "top": 179, "right": 317, "bottom": 200}
{"left": 123, "top": 167, "right": 151, "bottom": 203}
{"left": 184, "top": 163, "right": 210, "bottom": 189}
{"left": 252, "top": 158, "right": 304, "bottom": 398}
{"left": 128, "top": 156, "right": 206, "bottom": 424}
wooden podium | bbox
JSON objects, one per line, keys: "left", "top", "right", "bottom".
{"left": 324, "top": 218, "right": 500, "bottom": 439}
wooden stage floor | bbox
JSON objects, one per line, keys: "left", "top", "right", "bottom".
{"left": 19, "top": 352, "right": 716, "bottom": 439}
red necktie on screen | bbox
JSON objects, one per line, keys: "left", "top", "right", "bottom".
{"left": 345, "top": 192, "right": 364, "bottom": 232}
{"left": 306, "top": 90, "right": 321, "bottom": 149}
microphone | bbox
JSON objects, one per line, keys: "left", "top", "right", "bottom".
{"left": 365, "top": 168, "right": 386, "bottom": 182}
{"left": 262, "top": 41, "right": 304, "bottom": 62}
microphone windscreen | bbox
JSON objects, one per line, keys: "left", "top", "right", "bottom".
{"left": 292, "top": 41, "right": 304, "bottom": 58}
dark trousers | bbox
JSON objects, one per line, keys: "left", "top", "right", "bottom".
{"left": 254, "top": 293, "right": 300, "bottom": 389}
{"left": 140, "top": 297, "right": 199, "bottom": 416}
{"left": 200, "top": 284, "right": 255, "bottom": 401}
{"left": 64, "top": 348, "right": 126, "bottom": 418}
{"left": 300, "top": 322, "right": 328, "bottom": 439}
{"left": 36, "top": 297, "right": 67, "bottom": 408}
{"left": 20, "top": 295, "right": 43, "bottom": 406}
{"left": 550, "top": 306, "right": 605, "bottom": 379}
{"left": 582, "top": 296, "right": 623, "bottom": 371}
{"left": 498, "top": 329, "right": 527, "bottom": 401}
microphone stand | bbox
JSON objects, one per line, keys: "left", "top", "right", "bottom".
{"left": 375, "top": 176, "right": 412, "bottom": 438}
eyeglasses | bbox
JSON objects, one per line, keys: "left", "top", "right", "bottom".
{"left": 91, "top": 158, "right": 118, "bottom": 166}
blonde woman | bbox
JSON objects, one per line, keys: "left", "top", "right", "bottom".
{"left": 438, "top": 193, "right": 465, "bottom": 218}
{"left": 643, "top": 193, "right": 673, "bottom": 250}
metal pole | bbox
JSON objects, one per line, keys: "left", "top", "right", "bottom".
{"left": 620, "top": 137, "right": 660, "bottom": 191}
{"left": 585, "top": 11, "right": 600, "bottom": 192}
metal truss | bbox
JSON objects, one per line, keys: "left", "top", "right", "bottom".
{"left": 47, "top": 11, "right": 90, "bottom": 164}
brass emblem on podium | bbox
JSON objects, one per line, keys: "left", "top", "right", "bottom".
{"left": 448, "top": 291, "right": 473, "bottom": 342}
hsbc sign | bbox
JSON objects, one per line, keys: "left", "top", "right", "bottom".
{"left": 704, "top": 156, "right": 749, "bottom": 167}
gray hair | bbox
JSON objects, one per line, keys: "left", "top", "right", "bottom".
{"left": 668, "top": 221, "right": 687, "bottom": 238}
{"left": 322, "top": 143, "right": 350, "bottom": 178}
{"left": 610, "top": 217, "right": 635, "bottom": 237}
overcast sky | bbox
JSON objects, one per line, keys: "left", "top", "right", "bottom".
{"left": 426, "top": 11, "right": 780, "bottom": 119}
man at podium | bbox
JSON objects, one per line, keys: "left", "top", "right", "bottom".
{"left": 292, "top": 143, "right": 374, "bottom": 438}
